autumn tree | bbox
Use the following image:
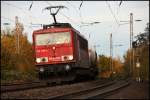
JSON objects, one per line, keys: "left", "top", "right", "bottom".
{"left": 113, "top": 57, "right": 123, "bottom": 74}
{"left": 133, "top": 23, "right": 149, "bottom": 81}
{"left": 123, "top": 50, "right": 131, "bottom": 77}
{"left": 123, "top": 23, "right": 149, "bottom": 81}
{"left": 97, "top": 54, "right": 124, "bottom": 79}
{"left": 97, "top": 55, "right": 110, "bottom": 71}
{"left": 1, "top": 17, "right": 36, "bottom": 82}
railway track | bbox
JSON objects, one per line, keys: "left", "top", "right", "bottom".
{"left": 1, "top": 78, "right": 107, "bottom": 93}
{"left": 1, "top": 79, "right": 112, "bottom": 99}
{"left": 49, "top": 79, "right": 130, "bottom": 99}
{"left": 1, "top": 81, "right": 47, "bottom": 93}
{"left": 1, "top": 80, "right": 77, "bottom": 93}
{"left": 1, "top": 79, "right": 130, "bottom": 99}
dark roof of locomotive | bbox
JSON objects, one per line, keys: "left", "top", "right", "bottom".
{"left": 33, "top": 23, "right": 87, "bottom": 41}
{"left": 43, "top": 23, "right": 73, "bottom": 29}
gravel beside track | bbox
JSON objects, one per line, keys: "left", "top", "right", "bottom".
{"left": 51, "top": 80, "right": 129, "bottom": 99}
{"left": 104, "top": 79, "right": 149, "bottom": 99}
{"left": 1, "top": 78, "right": 148, "bottom": 99}
{"left": 1, "top": 81, "right": 46, "bottom": 93}
{"left": 1, "top": 79, "right": 108, "bottom": 99}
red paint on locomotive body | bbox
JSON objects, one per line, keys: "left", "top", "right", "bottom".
{"left": 33, "top": 28, "right": 75, "bottom": 65}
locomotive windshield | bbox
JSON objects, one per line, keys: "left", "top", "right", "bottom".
{"left": 35, "top": 32, "right": 71, "bottom": 46}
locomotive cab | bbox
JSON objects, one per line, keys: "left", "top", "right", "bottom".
{"left": 33, "top": 23, "right": 75, "bottom": 76}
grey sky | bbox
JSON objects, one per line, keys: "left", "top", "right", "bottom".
{"left": 1, "top": 1, "right": 149, "bottom": 60}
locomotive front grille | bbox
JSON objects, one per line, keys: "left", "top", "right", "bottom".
{"left": 38, "top": 63, "right": 73, "bottom": 73}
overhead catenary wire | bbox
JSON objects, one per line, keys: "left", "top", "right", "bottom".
{"left": 105, "top": 1, "right": 121, "bottom": 46}
{"left": 2, "top": 2, "right": 28, "bottom": 14}
{"left": 2, "top": 2, "right": 40, "bottom": 25}
{"left": 2, "top": 1, "right": 80, "bottom": 30}
{"left": 1, "top": 16, "right": 33, "bottom": 29}
{"left": 117, "top": 1, "right": 123, "bottom": 15}
{"left": 78, "top": 0, "right": 84, "bottom": 26}
{"left": 119, "top": 0, "right": 123, "bottom": 7}
{"left": 79, "top": 0, "right": 83, "bottom": 10}
{"left": 66, "top": 1, "right": 81, "bottom": 16}
{"left": 2, "top": 2, "right": 35, "bottom": 27}
{"left": 106, "top": 1, "right": 120, "bottom": 26}
{"left": 28, "top": 1, "right": 33, "bottom": 11}
{"left": 66, "top": 1, "right": 84, "bottom": 26}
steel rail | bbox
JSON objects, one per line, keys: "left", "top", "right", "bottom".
{"left": 49, "top": 80, "right": 116, "bottom": 99}
{"left": 50, "top": 80, "right": 129, "bottom": 99}
{"left": 1, "top": 81, "right": 47, "bottom": 93}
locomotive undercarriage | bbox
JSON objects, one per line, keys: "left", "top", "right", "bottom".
{"left": 37, "top": 63, "right": 98, "bottom": 83}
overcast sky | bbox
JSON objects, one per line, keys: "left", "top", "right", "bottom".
{"left": 1, "top": 1, "right": 149, "bottom": 60}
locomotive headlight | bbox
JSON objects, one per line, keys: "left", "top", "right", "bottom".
{"left": 36, "top": 58, "right": 41, "bottom": 63}
{"left": 68, "top": 55, "right": 73, "bottom": 60}
{"left": 65, "top": 65, "right": 70, "bottom": 71}
{"left": 36, "top": 57, "right": 48, "bottom": 63}
{"left": 41, "top": 57, "right": 48, "bottom": 62}
{"left": 52, "top": 46, "right": 56, "bottom": 50}
{"left": 61, "top": 55, "right": 73, "bottom": 61}
{"left": 39, "top": 67, "right": 44, "bottom": 72}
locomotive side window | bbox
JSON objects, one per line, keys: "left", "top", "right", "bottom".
{"left": 35, "top": 32, "right": 71, "bottom": 46}
{"left": 78, "top": 35, "right": 88, "bottom": 50}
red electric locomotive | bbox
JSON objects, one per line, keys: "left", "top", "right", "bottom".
{"left": 32, "top": 6, "right": 98, "bottom": 82}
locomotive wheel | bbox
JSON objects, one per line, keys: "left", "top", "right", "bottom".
{"left": 39, "top": 69, "right": 77, "bottom": 84}
{"left": 39, "top": 72, "right": 47, "bottom": 80}
{"left": 39, "top": 72, "right": 43, "bottom": 80}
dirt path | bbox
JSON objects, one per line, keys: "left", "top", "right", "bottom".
{"left": 105, "top": 79, "right": 149, "bottom": 99}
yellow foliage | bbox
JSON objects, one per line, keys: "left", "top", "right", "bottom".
{"left": 1, "top": 26, "right": 36, "bottom": 81}
{"left": 99, "top": 71, "right": 112, "bottom": 78}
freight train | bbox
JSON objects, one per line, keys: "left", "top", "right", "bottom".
{"left": 32, "top": 6, "right": 98, "bottom": 82}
